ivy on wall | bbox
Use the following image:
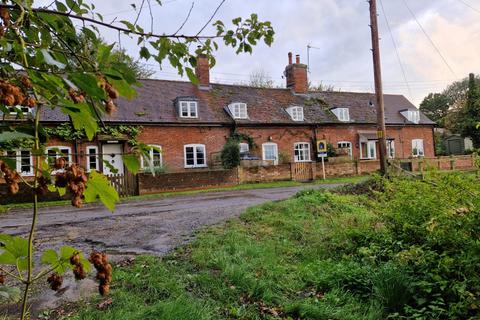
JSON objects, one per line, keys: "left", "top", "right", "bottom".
{"left": 229, "top": 131, "right": 257, "bottom": 149}
{"left": 44, "top": 123, "right": 143, "bottom": 146}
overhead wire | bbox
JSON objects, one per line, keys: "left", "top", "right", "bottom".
{"left": 455, "top": 0, "right": 480, "bottom": 14}
{"left": 401, "top": 0, "right": 457, "bottom": 77}
{"left": 379, "top": 0, "right": 413, "bottom": 101}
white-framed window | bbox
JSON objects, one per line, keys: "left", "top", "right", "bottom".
{"left": 387, "top": 140, "right": 395, "bottom": 159}
{"left": 184, "top": 144, "right": 206, "bottom": 168}
{"left": 412, "top": 139, "right": 424, "bottom": 157}
{"left": 86, "top": 146, "right": 99, "bottom": 172}
{"left": 179, "top": 101, "right": 198, "bottom": 118}
{"left": 8, "top": 106, "right": 32, "bottom": 116}
{"left": 46, "top": 146, "right": 72, "bottom": 164}
{"left": 294, "top": 142, "right": 311, "bottom": 162}
{"left": 360, "top": 141, "right": 377, "bottom": 160}
{"left": 5, "top": 149, "right": 33, "bottom": 176}
{"left": 239, "top": 143, "right": 249, "bottom": 154}
{"left": 286, "top": 106, "right": 304, "bottom": 121}
{"left": 229, "top": 103, "right": 248, "bottom": 119}
{"left": 337, "top": 141, "right": 352, "bottom": 157}
{"left": 141, "top": 145, "right": 163, "bottom": 169}
{"left": 332, "top": 107, "right": 350, "bottom": 122}
{"left": 262, "top": 142, "right": 278, "bottom": 165}
{"left": 406, "top": 110, "right": 420, "bottom": 124}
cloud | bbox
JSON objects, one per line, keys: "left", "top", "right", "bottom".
{"left": 33, "top": 0, "right": 480, "bottom": 104}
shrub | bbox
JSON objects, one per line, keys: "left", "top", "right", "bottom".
{"left": 221, "top": 141, "right": 240, "bottom": 169}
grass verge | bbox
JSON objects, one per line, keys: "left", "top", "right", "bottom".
{"left": 63, "top": 171, "right": 480, "bottom": 320}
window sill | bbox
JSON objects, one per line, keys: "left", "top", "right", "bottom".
{"left": 184, "top": 165, "right": 208, "bottom": 169}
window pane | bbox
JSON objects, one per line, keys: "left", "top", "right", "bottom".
{"left": 185, "top": 147, "right": 195, "bottom": 165}
{"left": 196, "top": 146, "right": 205, "bottom": 165}
{"left": 20, "top": 151, "right": 31, "bottom": 173}
{"left": 264, "top": 145, "right": 277, "bottom": 160}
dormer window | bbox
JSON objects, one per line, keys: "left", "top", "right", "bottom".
{"left": 402, "top": 109, "right": 420, "bottom": 124}
{"left": 332, "top": 107, "right": 350, "bottom": 122}
{"left": 229, "top": 103, "right": 248, "bottom": 119}
{"left": 179, "top": 100, "right": 198, "bottom": 118}
{"left": 286, "top": 106, "right": 304, "bottom": 121}
{"left": 407, "top": 110, "right": 420, "bottom": 123}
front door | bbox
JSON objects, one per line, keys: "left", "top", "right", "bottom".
{"left": 102, "top": 144, "right": 124, "bottom": 175}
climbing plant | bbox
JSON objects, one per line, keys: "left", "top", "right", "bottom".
{"left": 0, "top": 1, "right": 274, "bottom": 318}
{"left": 44, "top": 123, "right": 143, "bottom": 146}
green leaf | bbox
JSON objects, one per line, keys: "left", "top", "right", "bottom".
{"left": 57, "top": 187, "right": 67, "bottom": 197}
{"left": 123, "top": 154, "right": 141, "bottom": 174}
{"left": 84, "top": 171, "right": 119, "bottom": 211}
{"left": 109, "top": 78, "right": 137, "bottom": 100}
{"left": 0, "top": 131, "right": 34, "bottom": 143}
{"left": 0, "top": 234, "right": 29, "bottom": 271}
{"left": 69, "top": 73, "right": 106, "bottom": 100}
{"left": 41, "top": 249, "right": 58, "bottom": 265}
{"left": 61, "top": 101, "right": 98, "bottom": 141}
{"left": 40, "top": 246, "right": 90, "bottom": 275}
{"left": 185, "top": 67, "right": 198, "bottom": 85}
{"left": 0, "top": 156, "right": 16, "bottom": 170}
{"left": 140, "top": 47, "right": 151, "bottom": 60}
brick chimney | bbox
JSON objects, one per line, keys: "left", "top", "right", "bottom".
{"left": 284, "top": 52, "right": 308, "bottom": 94}
{"left": 195, "top": 54, "right": 210, "bottom": 89}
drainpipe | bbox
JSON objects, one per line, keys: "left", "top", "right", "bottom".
{"left": 74, "top": 138, "right": 79, "bottom": 164}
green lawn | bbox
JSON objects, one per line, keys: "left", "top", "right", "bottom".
{"left": 64, "top": 171, "right": 480, "bottom": 320}
{"left": 0, "top": 175, "right": 368, "bottom": 214}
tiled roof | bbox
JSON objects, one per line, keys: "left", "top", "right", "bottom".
{"left": 36, "top": 79, "right": 434, "bottom": 126}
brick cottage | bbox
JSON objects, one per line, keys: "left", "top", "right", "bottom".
{"left": 4, "top": 52, "right": 435, "bottom": 180}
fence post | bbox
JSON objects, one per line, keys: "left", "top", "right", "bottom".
{"left": 311, "top": 161, "right": 317, "bottom": 180}
{"left": 236, "top": 166, "right": 241, "bottom": 185}
{"left": 450, "top": 157, "right": 455, "bottom": 171}
{"left": 290, "top": 162, "right": 294, "bottom": 181}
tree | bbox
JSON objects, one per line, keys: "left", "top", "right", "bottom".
{"left": 0, "top": 1, "right": 274, "bottom": 318}
{"left": 419, "top": 75, "right": 480, "bottom": 129}
{"left": 419, "top": 93, "right": 450, "bottom": 126}
{"left": 456, "top": 73, "right": 480, "bottom": 148}
{"left": 111, "top": 47, "right": 155, "bottom": 79}
{"left": 249, "top": 69, "right": 274, "bottom": 88}
{"left": 308, "top": 81, "right": 336, "bottom": 92}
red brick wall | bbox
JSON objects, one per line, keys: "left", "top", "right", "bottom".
{"left": 237, "top": 126, "right": 314, "bottom": 163}
{"left": 315, "top": 124, "right": 435, "bottom": 159}
{"left": 39, "top": 123, "right": 434, "bottom": 173}
{"left": 137, "top": 126, "right": 231, "bottom": 171}
{"left": 238, "top": 164, "right": 291, "bottom": 183}
{"left": 138, "top": 169, "right": 237, "bottom": 194}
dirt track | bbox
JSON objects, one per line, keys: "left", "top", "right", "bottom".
{"left": 1, "top": 184, "right": 342, "bottom": 259}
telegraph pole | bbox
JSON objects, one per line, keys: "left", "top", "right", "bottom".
{"left": 368, "top": 0, "right": 388, "bottom": 175}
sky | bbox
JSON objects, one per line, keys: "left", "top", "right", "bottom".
{"left": 38, "top": 0, "right": 480, "bottom": 105}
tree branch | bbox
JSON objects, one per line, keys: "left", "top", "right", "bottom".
{"left": 0, "top": 4, "right": 222, "bottom": 40}
{"left": 196, "top": 0, "right": 226, "bottom": 37}
{"left": 174, "top": 2, "right": 194, "bottom": 35}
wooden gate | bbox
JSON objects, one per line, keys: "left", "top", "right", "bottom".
{"left": 292, "top": 162, "right": 314, "bottom": 181}
{"left": 107, "top": 172, "right": 138, "bottom": 197}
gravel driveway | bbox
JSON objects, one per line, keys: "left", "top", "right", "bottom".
{"left": 1, "top": 184, "right": 342, "bottom": 258}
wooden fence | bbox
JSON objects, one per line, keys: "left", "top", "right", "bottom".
{"left": 107, "top": 172, "right": 138, "bottom": 197}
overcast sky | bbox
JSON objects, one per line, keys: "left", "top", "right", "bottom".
{"left": 40, "top": 0, "right": 480, "bottom": 105}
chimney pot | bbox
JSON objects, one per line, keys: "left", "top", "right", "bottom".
{"left": 285, "top": 52, "right": 308, "bottom": 94}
